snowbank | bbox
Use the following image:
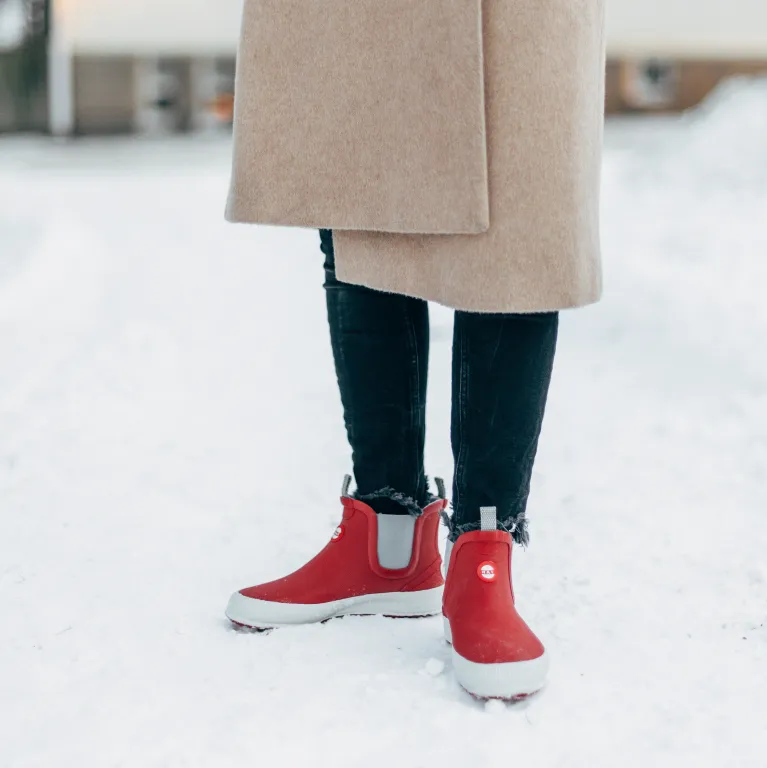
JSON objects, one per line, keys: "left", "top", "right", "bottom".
{"left": 682, "top": 76, "right": 767, "bottom": 186}
{"left": 0, "top": 82, "right": 765, "bottom": 767}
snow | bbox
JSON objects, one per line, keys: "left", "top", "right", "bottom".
{"left": 1, "top": 80, "right": 766, "bottom": 767}
{"left": 424, "top": 658, "right": 446, "bottom": 678}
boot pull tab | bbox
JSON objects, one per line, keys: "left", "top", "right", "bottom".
{"left": 480, "top": 506, "right": 497, "bottom": 532}
{"left": 341, "top": 474, "right": 352, "bottom": 499}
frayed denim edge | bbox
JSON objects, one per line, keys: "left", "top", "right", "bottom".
{"left": 440, "top": 506, "right": 530, "bottom": 547}
{"left": 356, "top": 487, "right": 424, "bottom": 518}
{"left": 354, "top": 476, "right": 441, "bottom": 519}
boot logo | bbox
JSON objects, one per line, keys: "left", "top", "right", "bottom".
{"left": 477, "top": 561, "right": 497, "bottom": 582}
{"left": 331, "top": 524, "right": 345, "bottom": 542}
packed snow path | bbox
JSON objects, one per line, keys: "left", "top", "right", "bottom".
{"left": 2, "top": 83, "right": 766, "bottom": 766}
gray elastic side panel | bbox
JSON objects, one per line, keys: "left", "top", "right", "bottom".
{"left": 480, "top": 506, "right": 497, "bottom": 532}
{"left": 376, "top": 514, "right": 416, "bottom": 570}
{"left": 443, "top": 539, "right": 454, "bottom": 578}
{"left": 341, "top": 474, "right": 352, "bottom": 498}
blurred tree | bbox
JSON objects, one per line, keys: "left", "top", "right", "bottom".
{"left": 0, "top": 0, "right": 27, "bottom": 50}
{"left": 0, "top": 0, "right": 49, "bottom": 131}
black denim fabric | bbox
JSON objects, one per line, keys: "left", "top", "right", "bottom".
{"left": 320, "top": 228, "right": 558, "bottom": 541}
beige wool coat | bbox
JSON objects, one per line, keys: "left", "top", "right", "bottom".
{"left": 226, "top": 0, "right": 606, "bottom": 313}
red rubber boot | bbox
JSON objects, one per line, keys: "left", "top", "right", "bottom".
{"left": 226, "top": 477, "right": 447, "bottom": 629}
{"left": 443, "top": 507, "right": 549, "bottom": 700}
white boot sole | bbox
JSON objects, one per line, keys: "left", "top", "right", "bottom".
{"left": 226, "top": 587, "right": 444, "bottom": 629}
{"left": 444, "top": 617, "right": 549, "bottom": 700}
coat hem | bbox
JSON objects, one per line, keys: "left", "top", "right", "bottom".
{"left": 335, "top": 264, "right": 603, "bottom": 314}
{"left": 225, "top": 200, "right": 490, "bottom": 236}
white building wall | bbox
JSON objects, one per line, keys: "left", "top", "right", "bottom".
{"left": 607, "top": 0, "right": 767, "bottom": 58}
{"left": 54, "top": 0, "right": 243, "bottom": 56}
{"left": 52, "top": 0, "right": 767, "bottom": 60}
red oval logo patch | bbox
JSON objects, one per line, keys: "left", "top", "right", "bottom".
{"left": 331, "top": 524, "right": 345, "bottom": 542}
{"left": 477, "top": 561, "right": 497, "bottom": 582}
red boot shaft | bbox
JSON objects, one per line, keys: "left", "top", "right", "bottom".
{"left": 242, "top": 496, "right": 444, "bottom": 604}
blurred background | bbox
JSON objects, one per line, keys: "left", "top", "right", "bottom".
{"left": 1, "top": 2, "right": 766, "bottom": 767}
{"left": 1, "top": 0, "right": 767, "bottom": 134}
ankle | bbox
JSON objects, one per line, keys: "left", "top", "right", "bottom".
{"left": 364, "top": 496, "right": 415, "bottom": 516}
{"left": 444, "top": 506, "right": 530, "bottom": 546}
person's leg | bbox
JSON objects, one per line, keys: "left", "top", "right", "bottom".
{"left": 442, "top": 309, "right": 558, "bottom": 699}
{"left": 449, "top": 309, "right": 559, "bottom": 542}
{"left": 321, "top": 228, "right": 430, "bottom": 514}
{"left": 225, "top": 231, "right": 441, "bottom": 629}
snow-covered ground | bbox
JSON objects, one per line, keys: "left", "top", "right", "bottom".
{"left": 1, "top": 80, "right": 766, "bottom": 767}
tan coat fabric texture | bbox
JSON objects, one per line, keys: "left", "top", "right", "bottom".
{"left": 227, "top": 0, "right": 607, "bottom": 313}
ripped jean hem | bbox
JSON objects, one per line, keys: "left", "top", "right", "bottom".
{"left": 353, "top": 476, "right": 442, "bottom": 518}
{"left": 440, "top": 508, "right": 530, "bottom": 546}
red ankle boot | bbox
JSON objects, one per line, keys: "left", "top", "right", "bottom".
{"left": 226, "top": 477, "right": 447, "bottom": 629}
{"left": 443, "top": 508, "right": 549, "bottom": 700}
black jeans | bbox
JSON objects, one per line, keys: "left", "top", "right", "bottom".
{"left": 321, "top": 229, "right": 558, "bottom": 543}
